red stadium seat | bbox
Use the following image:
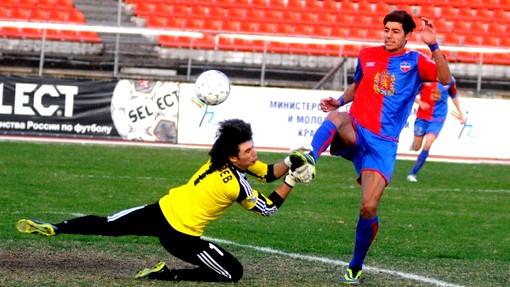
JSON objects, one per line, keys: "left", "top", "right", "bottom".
{"left": 339, "top": 44, "right": 360, "bottom": 58}
{"left": 47, "top": 9, "right": 68, "bottom": 22}
{"left": 323, "top": 0, "right": 341, "bottom": 12}
{"left": 28, "top": 8, "right": 48, "bottom": 21}
{"left": 498, "top": 36, "right": 510, "bottom": 48}
{"left": 67, "top": 10, "right": 85, "bottom": 23}
{"left": 487, "top": 22, "right": 506, "bottom": 37}
{"left": 274, "top": 23, "right": 293, "bottom": 36}
{"left": 463, "top": 35, "right": 483, "bottom": 46}
{"left": 19, "top": 0, "right": 38, "bottom": 7}
{"left": 77, "top": 31, "right": 101, "bottom": 43}
{"left": 373, "top": 2, "right": 392, "bottom": 15}
{"left": 294, "top": 25, "right": 313, "bottom": 36}
{"left": 340, "top": 0, "right": 356, "bottom": 13}
{"left": 455, "top": 51, "right": 478, "bottom": 63}
{"left": 357, "top": 1, "right": 373, "bottom": 14}
{"left": 366, "top": 29, "right": 383, "bottom": 41}
{"left": 439, "top": 5, "right": 457, "bottom": 19}
{"left": 188, "top": 19, "right": 205, "bottom": 30}
{"left": 158, "top": 35, "right": 194, "bottom": 48}
{"left": 245, "top": 9, "right": 265, "bottom": 21}
{"left": 314, "top": 26, "right": 333, "bottom": 38}
{"left": 55, "top": 0, "right": 73, "bottom": 8}
{"left": 20, "top": 27, "right": 43, "bottom": 39}
{"left": 473, "top": 7, "right": 492, "bottom": 21}
{"left": 0, "top": 7, "right": 10, "bottom": 20}
{"left": 419, "top": 6, "right": 438, "bottom": 19}
{"left": 10, "top": 8, "right": 29, "bottom": 20}
{"left": 38, "top": 0, "right": 56, "bottom": 8}
{"left": 218, "top": 37, "right": 258, "bottom": 52}
{"left": 134, "top": 2, "right": 156, "bottom": 16}
{"left": 433, "top": 18, "right": 449, "bottom": 33}
{"left": 203, "top": 19, "right": 224, "bottom": 32}
{"left": 457, "top": 7, "right": 474, "bottom": 20}
{"left": 3, "top": 0, "right": 19, "bottom": 7}
{"left": 450, "top": 20, "right": 470, "bottom": 33}
{"left": 493, "top": 9, "right": 510, "bottom": 23}
{"left": 442, "top": 33, "right": 461, "bottom": 46}
{"left": 485, "top": 36, "right": 500, "bottom": 47}
{"left": 266, "top": 41, "right": 290, "bottom": 54}
{"left": 146, "top": 16, "right": 167, "bottom": 28}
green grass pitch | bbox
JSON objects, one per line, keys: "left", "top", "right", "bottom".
{"left": 1, "top": 141, "right": 508, "bottom": 287}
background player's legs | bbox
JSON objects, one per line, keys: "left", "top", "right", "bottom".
{"left": 156, "top": 232, "right": 243, "bottom": 282}
{"left": 410, "top": 135, "right": 424, "bottom": 151}
{"left": 54, "top": 202, "right": 164, "bottom": 237}
{"left": 409, "top": 133, "right": 437, "bottom": 178}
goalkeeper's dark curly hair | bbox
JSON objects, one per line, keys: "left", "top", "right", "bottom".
{"left": 209, "top": 119, "right": 253, "bottom": 170}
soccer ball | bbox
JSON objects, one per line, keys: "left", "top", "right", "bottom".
{"left": 195, "top": 70, "right": 231, "bottom": 105}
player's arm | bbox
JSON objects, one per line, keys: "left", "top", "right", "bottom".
{"left": 321, "top": 82, "right": 359, "bottom": 112}
{"left": 240, "top": 165, "right": 314, "bottom": 216}
{"left": 238, "top": 182, "right": 295, "bottom": 217}
{"left": 419, "top": 17, "right": 451, "bottom": 84}
{"left": 450, "top": 97, "right": 465, "bottom": 124}
{"left": 247, "top": 148, "right": 314, "bottom": 182}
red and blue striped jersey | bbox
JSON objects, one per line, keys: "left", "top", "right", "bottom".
{"left": 416, "top": 78, "right": 457, "bottom": 121}
{"left": 350, "top": 46, "right": 438, "bottom": 141}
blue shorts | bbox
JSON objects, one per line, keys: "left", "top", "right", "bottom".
{"left": 413, "top": 118, "right": 445, "bottom": 137}
{"left": 330, "top": 118, "right": 397, "bottom": 184}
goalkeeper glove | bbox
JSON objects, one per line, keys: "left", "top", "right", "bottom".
{"left": 291, "top": 163, "right": 315, "bottom": 183}
{"left": 284, "top": 164, "right": 316, "bottom": 187}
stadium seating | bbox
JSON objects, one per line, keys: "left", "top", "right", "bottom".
{"left": 0, "top": 0, "right": 101, "bottom": 43}
{"left": 3, "top": 0, "right": 507, "bottom": 64}
{"left": 125, "top": 0, "right": 509, "bottom": 65}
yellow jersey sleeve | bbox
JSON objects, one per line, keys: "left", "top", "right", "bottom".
{"left": 246, "top": 160, "right": 278, "bottom": 183}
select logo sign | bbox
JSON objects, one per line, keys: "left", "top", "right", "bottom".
{"left": 0, "top": 82, "right": 78, "bottom": 117}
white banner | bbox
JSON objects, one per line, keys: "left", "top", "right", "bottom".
{"left": 178, "top": 84, "right": 510, "bottom": 161}
{"left": 399, "top": 97, "right": 510, "bottom": 160}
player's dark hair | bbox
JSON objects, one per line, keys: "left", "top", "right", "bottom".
{"left": 384, "top": 10, "right": 417, "bottom": 35}
{"left": 209, "top": 119, "right": 253, "bottom": 170}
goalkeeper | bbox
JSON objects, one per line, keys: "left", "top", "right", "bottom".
{"left": 16, "top": 118, "right": 315, "bottom": 283}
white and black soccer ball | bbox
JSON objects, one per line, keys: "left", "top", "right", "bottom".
{"left": 195, "top": 70, "right": 231, "bottom": 106}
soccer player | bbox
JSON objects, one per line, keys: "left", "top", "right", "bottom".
{"left": 308, "top": 11, "right": 452, "bottom": 284}
{"left": 16, "top": 119, "right": 315, "bottom": 283}
{"left": 407, "top": 77, "right": 464, "bottom": 182}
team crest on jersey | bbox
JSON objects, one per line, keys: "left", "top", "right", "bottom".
{"left": 400, "top": 61, "right": 411, "bottom": 72}
{"left": 374, "top": 71, "right": 395, "bottom": 96}
{"left": 431, "top": 89, "right": 441, "bottom": 101}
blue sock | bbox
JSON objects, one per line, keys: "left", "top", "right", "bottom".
{"left": 310, "top": 120, "right": 337, "bottom": 162}
{"left": 349, "top": 216, "right": 379, "bottom": 271}
{"left": 410, "top": 150, "right": 429, "bottom": 175}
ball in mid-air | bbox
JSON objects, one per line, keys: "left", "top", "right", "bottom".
{"left": 195, "top": 70, "right": 231, "bottom": 106}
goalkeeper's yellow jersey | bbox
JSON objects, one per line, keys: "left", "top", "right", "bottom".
{"left": 159, "top": 159, "right": 279, "bottom": 237}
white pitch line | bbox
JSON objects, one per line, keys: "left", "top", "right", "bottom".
{"left": 204, "top": 236, "right": 465, "bottom": 287}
